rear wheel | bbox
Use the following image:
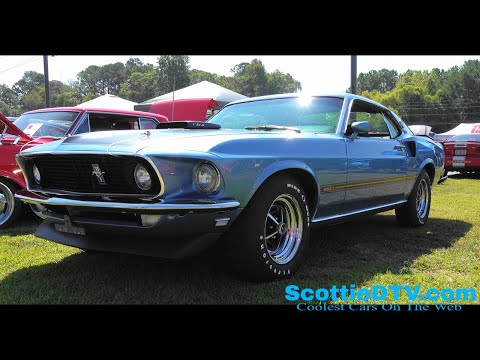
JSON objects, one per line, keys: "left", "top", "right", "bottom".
{"left": 225, "top": 174, "right": 310, "bottom": 282}
{"left": 395, "top": 170, "right": 431, "bottom": 227}
{"left": 0, "top": 179, "right": 23, "bottom": 229}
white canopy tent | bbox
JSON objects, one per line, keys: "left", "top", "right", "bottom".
{"left": 76, "top": 94, "right": 138, "bottom": 111}
{"left": 440, "top": 123, "right": 480, "bottom": 135}
{"left": 141, "top": 81, "right": 247, "bottom": 105}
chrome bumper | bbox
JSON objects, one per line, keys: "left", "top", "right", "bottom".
{"left": 15, "top": 189, "right": 240, "bottom": 214}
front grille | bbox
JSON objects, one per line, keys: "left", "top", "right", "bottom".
{"left": 33, "top": 155, "right": 160, "bottom": 196}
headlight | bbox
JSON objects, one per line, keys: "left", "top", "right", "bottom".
{"left": 33, "top": 165, "right": 41, "bottom": 184}
{"left": 134, "top": 164, "right": 152, "bottom": 191}
{"left": 195, "top": 163, "right": 220, "bottom": 194}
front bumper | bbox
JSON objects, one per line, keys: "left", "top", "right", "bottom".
{"left": 15, "top": 189, "right": 240, "bottom": 214}
{"left": 15, "top": 189, "right": 242, "bottom": 258}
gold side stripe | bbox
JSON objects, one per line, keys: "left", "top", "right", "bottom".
{"left": 321, "top": 174, "right": 417, "bottom": 193}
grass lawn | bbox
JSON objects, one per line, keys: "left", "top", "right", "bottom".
{"left": 0, "top": 173, "right": 479, "bottom": 304}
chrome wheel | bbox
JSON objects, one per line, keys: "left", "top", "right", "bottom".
{"left": 0, "top": 182, "right": 15, "bottom": 226}
{"left": 416, "top": 178, "right": 430, "bottom": 220}
{"left": 264, "top": 194, "right": 303, "bottom": 265}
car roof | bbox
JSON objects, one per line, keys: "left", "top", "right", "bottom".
{"left": 23, "top": 107, "right": 168, "bottom": 120}
{"left": 226, "top": 92, "right": 389, "bottom": 110}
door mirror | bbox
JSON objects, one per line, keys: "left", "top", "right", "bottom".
{"left": 351, "top": 121, "right": 370, "bottom": 137}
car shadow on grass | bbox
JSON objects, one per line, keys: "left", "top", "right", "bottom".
{"left": 0, "top": 215, "right": 471, "bottom": 304}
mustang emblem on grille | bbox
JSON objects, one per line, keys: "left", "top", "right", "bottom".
{"left": 91, "top": 164, "right": 107, "bottom": 185}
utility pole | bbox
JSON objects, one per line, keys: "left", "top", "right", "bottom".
{"left": 351, "top": 55, "right": 357, "bottom": 94}
{"left": 43, "top": 55, "right": 50, "bottom": 108}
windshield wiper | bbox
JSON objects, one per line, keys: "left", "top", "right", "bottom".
{"left": 245, "top": 125, "right": 301, "bottom": 133}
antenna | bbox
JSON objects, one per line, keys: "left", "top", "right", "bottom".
{"left": 171, "top": 77, "right": 176, "bottom": 122}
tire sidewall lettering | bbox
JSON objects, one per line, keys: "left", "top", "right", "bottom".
{"left": 257, "top": 181, "right": 309, "bottom": 277}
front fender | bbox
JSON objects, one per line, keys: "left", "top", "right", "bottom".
{"left": 0, "top": 169, "right": 26, "bottom": 188}
{"left": 244, "top": 160, "right": 317, "bottom": 207}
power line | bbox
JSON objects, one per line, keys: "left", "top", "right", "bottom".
{"left": 0, "top": 56, "right": 41, "bottom": 76}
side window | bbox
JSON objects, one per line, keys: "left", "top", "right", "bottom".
{"left": 382, "top": 112, "right": 401, "bottom": 138}
{"left": 88, "top": 113, "right": 135, "bottom": 132}
{"left": 73, "top": 114, "right": 90, "bottom": 135}
{"left": 348, "top": 101, "right": 397, "bottom": 139}
{"left": 139, "top": 117, "right": 158, "bottom": 130}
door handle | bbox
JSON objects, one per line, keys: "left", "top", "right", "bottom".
{"left": 394, "top": 145, "right": 406, "bottom": 152}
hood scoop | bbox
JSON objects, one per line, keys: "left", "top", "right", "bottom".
{"left": 156, "top": 121, "right": 221, "bottom": 130}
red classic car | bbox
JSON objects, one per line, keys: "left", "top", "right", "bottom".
{"left": 444, "top": 134, "right": 480, "bottom": 173}
{"left": 0, "top": 107, "right": 168, "bottom": 228}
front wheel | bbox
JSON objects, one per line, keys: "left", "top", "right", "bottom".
{"left": 225, "top": 174, "right": 310, "bottom": 282}
{"left": 395, "top": 170, "right": 431, "bottom": 227}
{"left": 0, "top": 179, "right": 23, "bottom": 229}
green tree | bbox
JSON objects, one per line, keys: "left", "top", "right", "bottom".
{"left": 157, "top": 55, "right": 190, "bottom": 94}
{"left": 75, "top": 62, "right": 127, "bottom": 97}
{"left": 266, "top": 70, "right": 301, "bottom": 94}
{"left": 0, "top": 84, "right": 20, "bottom": 110}
{"left": 22, "top": 87, "right": 44, "bottom": 111}
{"left": 125, "top": 58, "right": 155, "bottom": 76}
{"left": 21, "top": 81, "right": 80, "bottom": 111}
{"left": 120, "top": 71, "right": 159, "bottom": 103}
{"left": 13, "top": 71, "right": 44, "bottom": 97}
{"left": 0, "top": 100, "right": 15, "bottom": 116}
{"left": 228, "top": 59, "right": 301, "bottom": 97}
{"left": 231, "top": 59, "right": 269, "bottom": 97}
{"left": 189, "top": 69, "right": 233, "bottom": 89}
{"left": 75, "top": 65, "right": 102, "bottom": 97}
{"left": 101, "top": 62, "right": 127, "bottom": 95}
{"left": 358, "top": 69, "right": 399, "bottom": 93}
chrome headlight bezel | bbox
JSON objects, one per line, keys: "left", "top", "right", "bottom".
{"left": 134, "top": 163, "right": 152, "bottom": 191}
{"left": 194, "top": 162, "right": 221, "bottom": 194}
{"left": 32, "top": 165, "right": 41, "bottom": 184}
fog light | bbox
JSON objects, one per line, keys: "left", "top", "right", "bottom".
{"left": 141, "top": 214, "right": 161, "bottom": 227}
{"left": 33, "top": 165, "right": 41, "bottom": 184}
{"left": 195, "top": 163, "right": 220, "bottom": 193}
{"left": 134, "top": 164, "right": 152, "bottom": 191}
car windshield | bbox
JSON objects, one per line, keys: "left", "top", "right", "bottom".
{"left": 14, "top": 111, "right": 80, "bottom": 138}
{"left": 209, "top": 97, "right": 344, "bottom": 133}
{"left": 450, "top": 134, "right": 480, "bottom": 141}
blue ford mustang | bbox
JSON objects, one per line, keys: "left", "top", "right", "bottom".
{"left": 15, "top": 93, "right": 445, "bottom": 281}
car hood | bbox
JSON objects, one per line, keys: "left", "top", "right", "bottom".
{"left": 0, "top": 113, "right": 32, "bottom": 140}
{"left": 19, "top": 128, "right": 307, "bottom": 155}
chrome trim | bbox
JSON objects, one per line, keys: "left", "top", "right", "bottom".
{"left": 338, "top": 97, "right": 354, "bottom": 135}
{"left": 335, "top": 97, "right": 352, "bottom": 135}
{"left": 16, "top": 151, "right": 166, "bottom": 199}
{"left": 69, "top": 112, "right": 89, "bottom": 135}
{"left": 215, "top": 217, "right": 230, "bottom": 227}
{"left": 194, "top": 162, "right": 221, "bottom": 194}
{"left": 15, "top": 189, "right": 240, "bottom": 213}
{"left": 134, "top": 163, "right": 152, "bottom": 191}
{"left": 311, "top": 200, "right": 407, "bottom": 223}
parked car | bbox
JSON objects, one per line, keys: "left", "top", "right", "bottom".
{"left": 443, "top": 133, "right": 480, "bottom": 173}
{"left": 15, "top": 94, "right": 444, "bottom": 281}
{"left": 0, "top": 107, "right": 168, "bottom": 228}
{"left": 408, "top": 125, "right": 448, "bottom": 183}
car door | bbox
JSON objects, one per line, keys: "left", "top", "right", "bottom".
{"left": 344, "top": 100, "right": 408, "bottom": 212}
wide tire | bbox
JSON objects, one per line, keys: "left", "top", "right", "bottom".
{"left": 225, "top": 174, "right": 310, "bottom": 282}
{"left": 395, "top": 170, "right": 431, "bottom": 227}
{"left": 0, "top": 178, "right": 23, "bottom": 229}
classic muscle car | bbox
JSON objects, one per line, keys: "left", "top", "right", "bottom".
{"left": 0, "top": 108, "right": 168, "bottom": 228}
{"left": 15, "top": 94, "right": 445, "bottom": 281}
{"left": 443, "top": 133, "right": 480, "bottom": 173}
